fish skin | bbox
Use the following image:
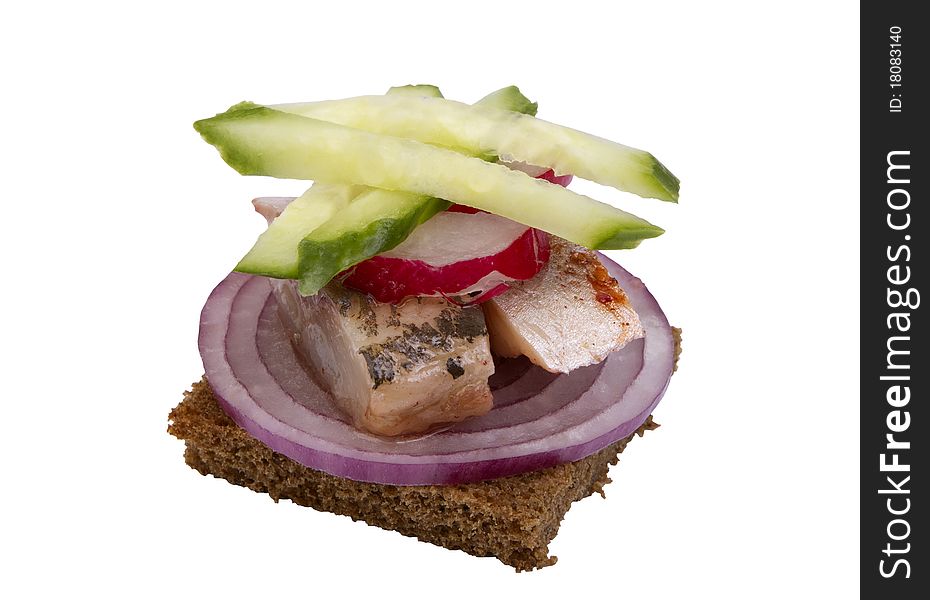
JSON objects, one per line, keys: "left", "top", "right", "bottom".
{"left": 482, "top": 237, "right": 644, "bottom": 373}
{"left": 271, "top": 279, "right": 494, "bottom": 437}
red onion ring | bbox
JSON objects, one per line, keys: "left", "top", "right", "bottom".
{"left": 199, "top": 256, "right": 675, "bottom": 485}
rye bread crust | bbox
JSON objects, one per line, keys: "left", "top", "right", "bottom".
{"left": 168, "top": 328, "right": 681, "bottom": 570}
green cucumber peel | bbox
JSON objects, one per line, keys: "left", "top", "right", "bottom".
{"left": 193, "top": 104, "right": 663, "bottom": 250}
{"left": 235, "top": 183, "right": 364, "bottom": 278}
{"left": 233, "top": 85, "right": 445, "bottom": 278}
{"left": 471, "top": 85, "right": 537, "bottom": 161}
{"left": 271, "top": 94, "right": 679, "bottom": 202}
{"left": 297, "top": 191, "right": 448, "bottom": 295}
{"left": 475, "top": 85, "right": 537, "bottom": 117}
{"left": 227, "top": 85, "right": 537, "bottom": 285}
{"left": 293, "top": 86, "right": 540, "bottom": 295}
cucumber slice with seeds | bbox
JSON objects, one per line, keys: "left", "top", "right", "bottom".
{"left": 272, "top": 94, "right": 679, "bottom": 202}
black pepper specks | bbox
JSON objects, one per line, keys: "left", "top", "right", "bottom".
{"left": 353, "top": 296, "right": 489, "bottom": 388}
{"left": 446, "top": 357, "right": 465, "bottom": 379}
{"left": 435, "top": 307, "right": 487, "bottom": 343}
{"left": 387, "top": 304, "right": 401, "bottom": 328}
{"left": 329, "top": 287, "right": 352, "bottom": 317}
{"left": 358, "top": 345, "right": 396, "bottom": 388}
{"left": 357, "top": 296, "right": 378, "bottom": 336}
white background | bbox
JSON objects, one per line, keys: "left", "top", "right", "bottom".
{"left": 1, "top": 1, "right": 859, "bottom": 598}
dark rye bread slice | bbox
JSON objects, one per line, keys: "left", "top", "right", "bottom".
{"left": 168, "top": 328, "right": 682, "bottom": 570}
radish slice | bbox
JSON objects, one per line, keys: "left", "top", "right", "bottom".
{"left": 537, "top": 169, "right": 573, "bottom": 187}
{"left": 446, "top": 203, "right": 482, "bottom": 214}
{"left": 198, "top": 256, "right": 675, "bottom": 485}
{"left": 341, "top": 212, "right": 551, "bottom": 304}
{"left": 340, "top": 164, "right": 570, "bottom": 303}
{"left": 381, "top": 211, "right": 529, "bottom": 266}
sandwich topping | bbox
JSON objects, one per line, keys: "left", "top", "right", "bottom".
{"left": 339, "top": 206, "right": 552, "bottom": 304}
{"left": 483, "top": 237, "right": 645, "bottom": 374}
{"left": 273, "top": 278, "right": 493, "bottom": 437}
{"left": 191, "top": 85, "right": 680, "bottom": 484}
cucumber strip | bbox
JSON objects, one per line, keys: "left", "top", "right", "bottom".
{"left": 294, "top": 86, "right": 540, "bottom": 294}
{"left": 232, "top": 85, "right": 529, "bottom": 281}
{"left": 235, "top": 183, "right": 363, "bottom": 278}
{"left": 386, "top": 84, "right": 443, "bottom": 98}
{"left": 235, "top": 85, "right": 445, "bottom": 278}
{"left": 475, "top": 85, "right": 537, "bottom": 117}
{"left": 469, "top": 85, "right": 537, "bottom": 161}
{"left": 297, "top": 191, "right": 447, "bottom": 295}
{"left": 272, "top": 94, "right": 679, "bottom": 202}
{"left": 193, "top": 106, "right": 663, "bottom": 250}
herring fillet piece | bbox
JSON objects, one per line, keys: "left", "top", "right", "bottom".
{"left": 482, "top": 238, "right": 645, "bottom": 373}
{"left": 253, "top": 197, "right": 494, "bottom": 436}
{"left": 271, "top": 279, "right": 494, "bottom": 437}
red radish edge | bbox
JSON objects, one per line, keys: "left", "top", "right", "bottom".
{"left": 537, "top": 169, "right": 573, "bottom": 187}
{"left": 446, "top": 204, "right": 482, "bottom": 214}
{"left": 339, "top": 166, "right": 570, "bottom": 303}
{"left": 342, "top": 228, "right": 550, "bottom": 304}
